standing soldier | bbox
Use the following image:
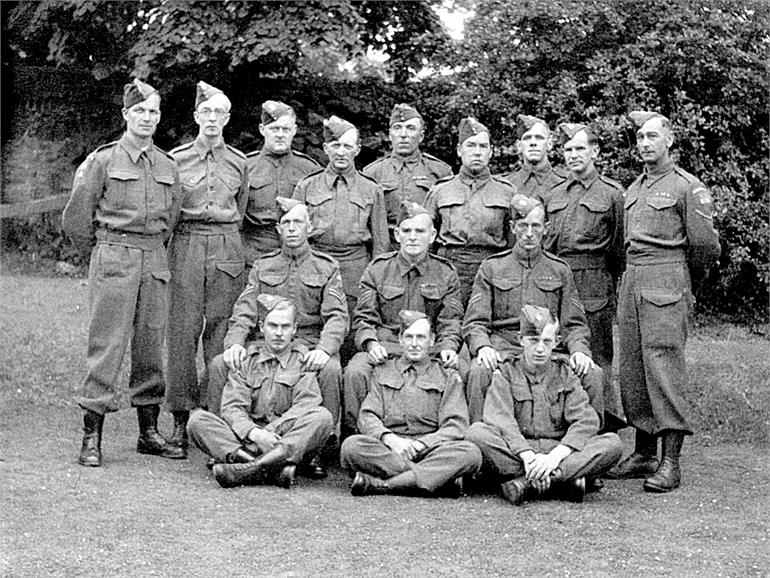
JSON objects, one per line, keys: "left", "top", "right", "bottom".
{"left": 363, "top": 103, "right": 452, "bottom": 250}
{"left": 62, "top": 78, "right": 181, "bottom": 467}
{"left": 424, "top": 117, "right": 516, "bottom": 305}
{"left": 343, "top": 201, "right": 464, "bottom": 438}
{"left": 292, "top": 115, "right": 389, "bottom": 332}
{"left": 243, "top": 101, "right": 320, "bottom": 264}
{"left": 610, "top": 111, "right": 720, "bottom": 493}
{"left": 164, "top": 81, "right": 249, "bottom": 459}
{"left": 543, "top": 123, "right": 626, "bottom": 432}
{"left": 504, "top": 114, "right": 568, "bottom": 201}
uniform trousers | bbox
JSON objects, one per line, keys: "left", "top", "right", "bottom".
{"left": 340, "top": 435, "right": 481, "bottom": 492}
{"left": 77, "top": 238, "right": 169, "bottom": 415}
{"left": 466, "top": 423, "right": 622, "bottom": 481}
{"left": 187, "top": 406, "right": 333, "bottom": 464}
{"left": 166, "top": 226, "right": 244, "bottom": 411}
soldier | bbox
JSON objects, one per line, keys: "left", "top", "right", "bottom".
{"left": 188, "top": 295, "right": 334, "bottom": 489}
{"left": 462, "top": 194, "right": 595, "bottom": 424}
{"left": 62, "top": 78, "right": 181, "bottom": 467}
{"left": 466, "top": 305, "right": 623, "bottom": 505}
{"left": 243, "top": 100, "right": 320, "bottom": 264}
{"left": 343, "top": 201, "right": 465, "bottom": 438}
{"left": 209, "top": 197, "right": 348, "bottom": 478}
{"left": 164, "top": 81, "right": 249, "bottom": 458}
{"left": 292, "top": 115, "right": 389, "bottom": 324}
{"left": 542, "top": 122, "right": 626, "bottom": 432}
{"left": 424, "top": 117, "right": 516, "bottom": 305}
{"left": 610, "top": 111, "right": 720, "bottom": 492}
{"left": 363, "top": 103, "right": 452, "bottom": 250}
{"left": 504, "top": 114, "right": 568, "bottom": 200}
{"left": 340, "top": 310, "right": 481, "bottom": 497}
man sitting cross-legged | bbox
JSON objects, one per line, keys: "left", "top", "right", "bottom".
{"left": 187, "top": 294, "right": 333, "bottom": 489}
{"left": 340, "top": 310, "right": 481, "bottom": 497}
{"left": 466, "top": 305, "right": 622, "bottom": 505}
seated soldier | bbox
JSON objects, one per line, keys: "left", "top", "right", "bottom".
{"left": 343, "top": 201, "right": 464, "bottom": 438}
{"left": 466, "top": 305, "right": 622, "bottom": 505}
{"left": 187, "top": 294, "right": 333, "bottom": 489}
{"left": 340, "top": 310, "right": 481, "bottom": 497}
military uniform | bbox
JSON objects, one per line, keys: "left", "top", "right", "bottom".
{"left": 210, "top": 243, "right": 349, "bottom": 422}
{"left": 343, "top": 249, "right": 464, "bottom": 434}
{"left": 293, "top": 165, "right": 388, "bottom": 306}
{"left": 466, "top": 357, "right": 622, "bottom": 483}
{"left": 166, "top": 134, "right": 248, "bottom": 413}
{"left": 243, "top": 148, "right": 320, "bottom": 262}
{"left": 543, "top": 164, "right": 625, "bottom": 428}
{"left": 340, "top": 355, "right": 481, "bottom": 493}
{"left": 363, "top": 151, "right": 451, "bottom": 249}
{"left": 188, "top": 341, "right": 333, "bottom": 467}
{"left": 462, "top": 244, "right": 594, "bottom": 422}
{"left": 424, "top": 166, "right": 516, "bottom": 304}
{"left": 62, "top": 132, "right": 181, "bottom": 415}
{"left": 504, "top": 162, "right": 568, "bottom": 201}
{"left": 619, "top": 159, "right": 720, "bottom": 435}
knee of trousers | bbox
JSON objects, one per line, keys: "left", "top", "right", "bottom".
{"left": 339, "top": 435, "right": 368, "bottom": 468}
{"left": 304, "top": 406, "right": 334, "bottom": 433}
{"left": 449, "top": 440, "right": 483, "bottom": 469}
{"left": 318, "top": 356, "right": 342, "bottom": 386}
{"left": 465, "top": 422, "right": 497, "bottom": 450}
{"left": 467, "top": 362, "right": 492, "bottom": 390}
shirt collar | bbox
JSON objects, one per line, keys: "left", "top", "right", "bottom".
{"left": 643, "top": 159, "right": 676, "bottom": 181}
{"left": 119, "top": 133, "right": 154, "bottom": 165}
{"left": 279, "top": 241, "right": 311, "bottom": 263}
{"left": 324, "top": 164, "right": 356, "bottom": 187}
{"left": 396, "top": 250, "right": 430, "bottom": 277}
{"left": 390, "top": 149, "right": 422, "bottom": 169}
{"left": 194, "top": 136, "right": 226, "bottom": 161}
{"left": 249, "top": 343, "right": 296, "bottom": 368}
{"left": 567, "top": 166, "right": 598, "bottom": 189}
{"left": 263, "top": 148, "right": 291, "bottom": 165}
{"left": 396, "top": 355, "right": 432, "bottom": 374}
{"left": 512, "top": 243, "right": 544, "bottom": 268}
{"left": 522, "top": 161, "right": 553, "bottom": 181}
{"left": 459, "top": 165, "right": 491, "bottom": 184}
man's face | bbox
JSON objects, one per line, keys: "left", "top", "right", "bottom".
{"left": 277, "top": 205, "right": 312, "bottom": 249}
{"left": 394, "top": 213, "right": 435, "bottom": 259}
{"left": 399, "top": 318, "right": 434, "bottom": 363}
{"left": 122, "top": 93, "right": 161, "bottom": 140}
{"left": 260, "top": 115, "right": 297, "bottom": 155}
{"left": 457, "top": 131, "right": 491, "bottom": 173}
{"left": 562, "top": 130, "right": 598, "bottom": 177}
{"left": 259, "top": 306, "right": 297, "bottom": 355}
{"left": 390, "top": 118, "right": 424, "bottom": 157}
{"left": 517, "top": 122, "right": 552, "bottom": 165}
{"left": 194, "top": 94, "right": 230, "bottom": 140}
{"left": 520, "top": 321, "right": 559, "bottom": 369}
{"left": 636, "top": 117, "right": 672, "bottom": 166}
{"left": 513, "top": 206, "right": 548, "bottom": 252}
{"left": 323, "top": 128, "right": 360, "bottom": 172}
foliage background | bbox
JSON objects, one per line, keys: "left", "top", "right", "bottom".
{"left": 1, "top": 0, "right": 767, "bottom": 319}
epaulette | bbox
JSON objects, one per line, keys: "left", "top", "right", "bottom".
{"left": 367, "top": 251, "right": 399, "bottom": 268}
{"left": 432, "top": 173, "right": 456, "bottom": 187}
{"left": 673, "top": 165, "right": 699, "bottom": 186}
{"left": 93, "top": 140, "right": 119, "bottom": 154}
{"left": 292, "top": 149, "right": 322, "bottom": 166}
{"left": 485, "top": 247, "right": 513, "bottom": 260}
{"left": 169, "top": 141, "right": 195, "bottom": 155}
{"left": 299, "top": 167, "right": 326, "bottom": 183}
{"left": 552, "top": 165, "right": 570, "bottom": 178}
{"left": 254, "top": 249, "right": 281, "bottom": 261}
{"left": 226, "top": 144, "right": 247, "bottom": 160}
{"left": 152, "top": 144, "right": 175, "bottom": 161}
{"left": 292, "top": 342, "right": 311, "bottom": 357}
{"left": 428, "top": 252, "right": 458, "bottom": 271}
{"left": 422, "top": 152, "right": 452, "bottom": 169}
{"left": 363, "top": 157, "right": 387, "bottom": 173}
{"left": 358, "top": 171, "right": 381, "bottom": 186}
{"left": 542, "top": 249, "right": 569, "bottom": 266}
{"left": 245, "top": 149, "right": 262, "bottom": 158}
{"left": 597, "top": 173, "right": 624, "bottom": 190}
{"left": 491, "top": 175, "right": 517, "bottom": 188}
{"left": 309, "top": 247, "right": 340, "bottom": 267}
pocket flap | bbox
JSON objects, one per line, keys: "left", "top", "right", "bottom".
{"left": 436, "top": 190, "right": 465, "bottom": 208}
{"left": 257, "top": 271, "right": 288, "bottom": 286}
{"left": 415, "top": 377, "right": 445, "bottom": 393}
{"left": 481, "top": 189, "right": 511, "bottom": 209}
{"left": 299, "top": 272, "right": 325, "bottom": 288}
{"left": 580, "top": 196, "right": 611, "bottom": 212}
{"left": 491, "top": 277, "right": 521, "bottom": 291}
{"left": 641, "top": 288, "right": 682, "bottom": 306}
{"left": 510, "top": 380, "right": 533, "bottom": 402}
{"left": 306, "top": 189, "right": 334, "bottom": 206}
{"left": 153, "top": 172, "right": 175, "bottom": 186}
{"left": 107, "top": 169, "right": 140, "bottom": 181}
{"left": 380, "top": 284, "right": 405, "bottom": 300}
{"left": 350, "top": 191, "right": 372, "bottom": 210}
{"left": 249, "top": 176, "right": 272, "bottom": 190}
{"left": 151, "top": 270, "right": 171, "bottom": 283}
{"left": 547, "top": 199, "right": 569, "bottom": 213}
{"left": 219, "top": 173, "right": 241, "bottom": 189}
{"left": 646, "top": 196, "right": 677, "bottom": 210}
{"left": 533, "top": 277, "right": 563, "bottom": 292}
{"left": 378, "top": 373, "right": 404, "bottom": 391}
{"left": 380, "top": 180, "right": 398, "bottom": 192}
{"left": 624, "top": 194, "right": 637, "bottom": 210}
{"left": 274, "top": 369, "right": 301, "bottom": 387}
{"left": 216, "top": 260, "right": 244, "bottom": 278}
{"left": 419, "top": 283, "right": 443, "bottom": 300}
{"left": 583, "top": 297, "right": 610, "bottom": 313}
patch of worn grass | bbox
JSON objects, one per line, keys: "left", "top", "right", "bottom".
{"left": 1, "top": 274, "right": 768, "bottom": 577}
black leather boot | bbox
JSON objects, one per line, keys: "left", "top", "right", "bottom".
{"left": 165, "top": 411, "right": 189, "bottom": 459}
{"left": 350, "top": 472, "right": 389, "bottom": 496}
{"left": 500, "top": 476, "right": 536, "bottom": 505}
{"left": 78, "top": 410, "right": 104, "bottom": 467}
{"left": 605, "top": 429, "right": 659, "bottom": 479}
{"left": 213, "top": 446, "right": 288, "bottom": 488}
{"left": 136, "top": 405, "right": 181, "bottom": 459}
{"left": 643, "top": 431, "right": 684, "bottom": 493}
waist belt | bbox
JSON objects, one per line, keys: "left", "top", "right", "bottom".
{"left": 440, "top": 246, "right": 499, "bottom": 264}
{"left": 96, "top": 229, "right": 163, "bottom": 251}
{"left": 315, "top": 243, "right": 369, "bottom": 261}
{"left": 626, "top": 250, "right": 686, "bottom": 266}
{"left": 562, "top": 254, "right": 606, "bottom": 270}
{"left": 174, "top": 221, "right": 239, "bottom": 235}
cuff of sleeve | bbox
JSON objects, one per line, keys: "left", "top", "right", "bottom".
{"left": 560, "top": 434, "right": 588, "bottom": 452}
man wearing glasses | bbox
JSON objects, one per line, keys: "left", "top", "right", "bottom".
{"left": 164, "top": 81, "right": 250, "bottom": 458}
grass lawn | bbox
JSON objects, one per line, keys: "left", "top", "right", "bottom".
{"left": 1, "top": 273, "right": 768, "bottom": 577}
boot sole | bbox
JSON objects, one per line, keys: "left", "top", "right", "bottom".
{"left": 643, "top": 479, "right": 680, "bottom": 493}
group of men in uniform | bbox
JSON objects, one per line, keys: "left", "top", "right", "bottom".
{"left": 62, "top": 77, "right": 720, "bottom": 504}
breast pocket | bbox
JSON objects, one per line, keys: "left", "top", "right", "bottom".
{"left": 436, "top": 191, "right": 465, "bottom": 236}
{"left": 305, "top": 189, "right": 334, "bottom": 234}
{"left": 545, "top": 387, "right": 568, "bottom": 427}
{"left": 350, "top": 193, "right": 373, "bottom": 235}
{"left": 577, "top": 196, "right": 612, "bottom": 244}
{"left": 490, "top": 276, "right": 522, "bottom": 320}
{"left": 247, "top": 176, "right": 276, "bottom": 217}
{"left": 299, "top": 272, "right": 325, "bottom": 313}
{"left": 257, "top": 270, "right": 288, "bottom": 291}
{"left": 642, "top": 195, "right": 681, "bottom": 241}
{"left": 181, "top": 169, "right": 207, "bottom": 208}
{"left": 419, "top": 283, "right": 444, "bottom": 320}
{"left": 379, "top": 284, "right": 406, "bottom": 323}
{"left": 532, "top": 276, "right": 564, "bottom": 313}
{"left": 105, "top": 169, "right": 142, "bottom": 211}
{"left": 150, "top": 172, "right": 175, "bottom": 216}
